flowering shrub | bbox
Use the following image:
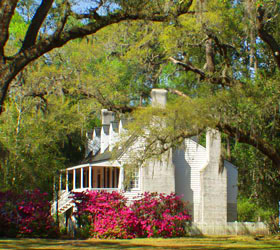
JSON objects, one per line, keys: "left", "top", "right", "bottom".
{"left": 0, "top": 189, "right": 58, "bottom": 238}
{"left": 130, "top": 192, "right": 191, "bottom": 238}
{"left": 72, "top": 191, "right": 191, "bottom": 239}
{"left": 72, "top": 191, "right": 137, "bottom": 239}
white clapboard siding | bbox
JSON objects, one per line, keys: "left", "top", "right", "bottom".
{"left": 174, "top": 139, "right": 207, "bottom": 204}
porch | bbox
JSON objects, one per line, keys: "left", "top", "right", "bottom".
{"left": 52, "top": 164, "right": 124, "bottom": 215}
{"left": 59, "top": 164, "right": 124, "bottom": 192}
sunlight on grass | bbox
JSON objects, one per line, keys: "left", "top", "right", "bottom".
{"left": 0, "top": 236, "right": 279, "bottom": 250}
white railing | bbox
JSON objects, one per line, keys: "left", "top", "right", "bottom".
{"left": 72, "top": 187, "right": 119, "bottom": 192}
{"left": 51, "top": 188, "right": 120, "bottom": 215}
{"left": 51, "top": 190, "right": 72, "bottom": 215}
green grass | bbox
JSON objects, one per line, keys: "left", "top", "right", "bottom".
{"left": 0, "top": 236, "right": 280, "bottom": 250}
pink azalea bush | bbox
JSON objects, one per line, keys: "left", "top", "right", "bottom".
{"left": 72, "top": 191, "right": 191, "bottom": 239}
{"left": 0, "top": 189, "right": 58, "bottom": 238}
{"left": 131, "top": 192, "right": 191, "bottom": 238}
{"left": 72, "top": 191, "right": 137, "bottom": 239}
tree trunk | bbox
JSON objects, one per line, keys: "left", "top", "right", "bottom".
{"left": 246, "top": 0, "right": 258, "bottom": 72}
{"left": 0, "top": 63, "right": 22, "bottom": 114}
{"left": 205, "top": 38, "right": 215, "bottom": 74}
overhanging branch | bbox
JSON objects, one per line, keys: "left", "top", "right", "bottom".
{"left": 217, "top": 122, "right": 280, "bottom": 168}
{"left": 0, "top": 0, "right": 18, "bottom": 58}
{"left": 169, "top": 57, "right": 243, "bottom": 87}
{"left": 257, "top": 6, "right": 280, "bottom": 69}
{"left": 21, "top": 0, "right": 54, "bottom": 51}
{"left": 53, "top": 1, "right": 71, "bottom": 38}
{"left": 166, "top": 88, "right": 189, "bottom": 98}
{"left": 0, "top": 0, "right": 194, "bottom": 115}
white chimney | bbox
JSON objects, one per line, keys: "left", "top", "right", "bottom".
{"left": 200, "top": 129, "right": 227, "bottom": 224}
{"left": 206, "top": 129, "right": 221, "bottom": 165}
{"left": 101, "top": 109, "right": 115, "bottom": 125}
{"left": 151, "top": 89, "right": 167, "bottom": 107}
{"left": 100, "top": 109, "right": 115, "bottom": 153}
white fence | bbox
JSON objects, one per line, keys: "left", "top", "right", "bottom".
{"left": 188, "top": 222, "right": 270, "bottom": 235}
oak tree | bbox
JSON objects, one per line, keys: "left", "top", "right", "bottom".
{"left": 0, "top": 0, "right": 192, "bottom": 114}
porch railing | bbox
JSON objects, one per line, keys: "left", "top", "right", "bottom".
{"left": 51, "top": 188, "right": 120, "bottom": 215}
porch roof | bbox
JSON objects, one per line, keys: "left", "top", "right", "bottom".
{"left": 88, "top": 150, "right": 112, "bottom": 163}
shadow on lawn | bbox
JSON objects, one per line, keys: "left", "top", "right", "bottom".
{"left": 0, "top": 238, "right": 280, "bottom": 250}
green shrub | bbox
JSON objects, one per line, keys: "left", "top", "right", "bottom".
{"left": 237, "top": 198, "right": 257, "bottom": 222}
{"left": 238, "top": 197, "right": 280, "bottom": 233}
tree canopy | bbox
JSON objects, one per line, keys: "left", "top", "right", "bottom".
{"left": 0, "top": 0, "right": 192, "bottom": 114}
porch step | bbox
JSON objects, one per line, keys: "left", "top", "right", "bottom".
{"left": 124, "top": 191, "right": 142, "bottom": 202}
{"left": 51, "top": 191, "right": 72, "bottom": 215}
{"left": 59, "top": 202, "right": 73, "bottom": 214}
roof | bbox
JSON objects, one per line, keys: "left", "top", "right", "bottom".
{"left": 82, "top": 147, "right": 124, "bottom": 164}
{"left": 90, "top": 150, "right": 112, "bottom": 163}
{"left": 102, "top": 125, "right": 110, "bottom": 135}
{"left": 111, "top": 122, "right": 119, "bottom": 132}
{"left": 94, "top": 128, "right": 101, "bottom": 137}
{"left": 75, "top": 120, "right": 136, "bottom": 167}
{"left": 86, "top": 130, "right": 93, "bottom": 140}
{"left": 120, "top": 118, "right": 129, "bottom": 128}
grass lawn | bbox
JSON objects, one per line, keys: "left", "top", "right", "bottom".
{"left": 0, "top": 236, "right": 280, "bottom": 250}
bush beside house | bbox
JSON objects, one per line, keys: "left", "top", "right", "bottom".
{"left": 0, "top": 189, "right": 58, "bottom": 238}
{"left": 72, "top": 191, "right": 191, "bottom": 239}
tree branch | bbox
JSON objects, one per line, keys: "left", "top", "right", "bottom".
{"left": 169, "top": 57, "right": 243, "bottom": 87}
{"left": 169, "top": 56, "right": 206, "bottom": 79}
{"left": 69, "top": 11, "right": 101, "bottom": 20}
{"left": 166, "top": 88, "right": 189, "bottom": 98}
{"left": 205, "top": 38, "right": 215, "bottom": 73}
{"left": 206, "top": 31, "right": 238, "bottom": 67}
{"left": 0, "top": 1, "right": 193, "bottom": 114}
{"left": 90, "top": 88, "right": 135, "bottom": 113}
{"left": 53, "top": 0, "right": 71, "bottom": 38}
{"left": 21, "top": 0, "right": 54, "bottom": 51}
{"left": 0, "top": 0, "right": 18, "bottom": 59}
{"left": 24, "top": 90, "right": 48, "bottom": 105}
{"left": 217, "top": 122, "right": 280, "bottom": 168}
{"left": 257, "top": 6, "right": 280, "bottom": 69}
{"left": 61, "top": 87, "right": 135, "bottom": 113}
{"left": 70, "top": 0, "right": 104, "bottom": 20}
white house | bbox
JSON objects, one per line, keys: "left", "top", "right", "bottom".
{"left": 52, "top": 89, "right": 238, "bottom": 228}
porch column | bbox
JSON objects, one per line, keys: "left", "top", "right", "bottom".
{"left": 93, "top": 167, "right": 98, "bottom": 188}
{"left": 102, "top": 168, "right": 105, "bottom": 188}
{"left": 73, "top": 169, "right": 76, "bottom": 190}
{"left": 66, "top": 170, "right": 69, "bottom": 192}
{"left": 114, "top": 168, "right": 117, "bottom": 188}
{"left": 118, "top": 167, "right": 124, "bottom": 190}
{"left": 110, "top": 168, "right": 113, "bottom": 188}
{"left": 81, "top": 168, "right": 83, "bottom": 189}
{"left": 89, "top": 165, "right": 92, "bottom": 189}
{"left": 104, "top": 168, "right": 107, "bottom": 188}
{"left": 59, "top": 174, "right": 62, "bottom": 191}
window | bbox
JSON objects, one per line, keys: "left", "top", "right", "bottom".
{"left": 125, "top": 167, "right": 140, "bottom": 190}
